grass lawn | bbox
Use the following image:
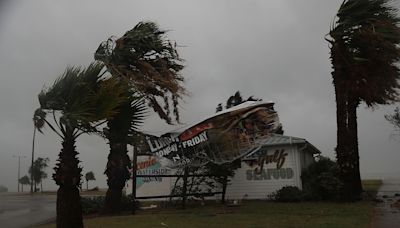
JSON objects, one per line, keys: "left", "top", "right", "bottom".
{"left": 37, "top": 180, "right": 381, "bottom": 228}
{"left": 37, "top": 200, "right": 374, "bottom": 228}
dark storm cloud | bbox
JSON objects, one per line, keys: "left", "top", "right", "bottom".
{"left": 0, "top": 0, "right": 399, "bottom": 191}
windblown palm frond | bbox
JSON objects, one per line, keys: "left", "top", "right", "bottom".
{"left": 95, "top": 21, "right": 185, "bottom": 124}
{"left": 128, "top": 95, "right": 147, "bottom": 132}
{"left": 33, "top": 108, "right": 46, "bottom": 133}
{"left": 36, "top": 62, "right": 126, "bottom": 138}
{"left": 329, "top": 0, "right": 400, "bottom": 106}
{"left": 38, "top": 63, "right": 103, "bottom": 112}
{"left": 102, "top": 93, "right": 147, "bottom": 143}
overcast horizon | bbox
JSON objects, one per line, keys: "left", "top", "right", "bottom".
{"left": 1, "top": 0, "right": 399, "bottom": 192}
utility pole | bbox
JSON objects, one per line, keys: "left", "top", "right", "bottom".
{"left": 13, "top": 155, "right": 26, "bottom": 192}
{"left": 30, "top": 125, "right": 36, "bottom": 194}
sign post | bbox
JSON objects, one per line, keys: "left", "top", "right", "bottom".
{"left": 181, "top": 167, "right": 189, "bottom": 209}
{"left": 132, "top": 146, "right": 138, "bottom": 214}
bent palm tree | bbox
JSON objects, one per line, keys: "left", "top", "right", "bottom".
{"left": 35, "top": 62, "right": 125, "bottom": 228}
{"left": 327, "top": 0, "right": 400, "bottom": 200}
{"left": 95, "top": 21, "right": 184, "bottom": 213}
{"left": 30, "top": 109, "right": 45, "bottom": 193}
{"left": 95, "top": 21, "right": 185, "bottom": 123}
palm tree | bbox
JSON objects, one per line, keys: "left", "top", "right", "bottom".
{"left": 34, "top": 62, "right": 125, "bottom": 228}
{"left": 217, "top": 91, "right": 264, "bottom": 112}
{"left": 226, "top": 91, "right": 244, "bottom": 109}
{"left": 85, "top": 171, "right": 96, "bottom": 190}
{"left": 19, "top": 175, "right": 30, "bottom": 192}
{"left": 29, "top": 157, "right": 49, "bottom": 192}
{"left": 31, "top": 109, "right": 45, "bottom": 194}
{"left": 95, "top": 21, "right": 185, "bottom": 213}
{"left": 327, "top": 0, "right": 400, "bottom": 200}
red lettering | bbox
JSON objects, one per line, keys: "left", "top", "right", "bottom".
{"left": 179, "top": 123, "right": 214, "bottom": 141}
{"left": 136, "top": 158, "right": 157, "bottom": 170}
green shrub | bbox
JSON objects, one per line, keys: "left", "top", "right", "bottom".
{"left": 81, "top": 196, "right": 105, "bottom": 214}
{"left": 81, "top": 194, "right": 139, "bottom": 214}
{"left": 301, "top": 156, "right": 343, "bottom": 201}
{"left": 121, "top": 194, "right": 140, "bottom": 211}
{"left": 269, "top": 186, "right": 304, "bottom": 202}
{"left": 268, "top": 157, "right": 343, "bottom": 202}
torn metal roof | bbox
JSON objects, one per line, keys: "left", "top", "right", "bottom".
{"left": 243, "top": 134, "right": 321, "bottom": 160}
{"left": 169, "top": 100, "right": 276, "bottom": 135}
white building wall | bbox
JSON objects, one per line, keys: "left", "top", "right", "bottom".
{"left": 225, "top": 145, "right": 300, "bottom": 200}
{"left": 126, "top": 144, "right": 315, "bottom": 200}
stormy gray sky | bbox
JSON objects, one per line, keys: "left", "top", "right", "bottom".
{"left": 0, "top": 0, "right": 399, "bottom": 192}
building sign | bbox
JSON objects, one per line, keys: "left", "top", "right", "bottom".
{"left": 140, "top": 102, "right": 282, "bottom": 168}
{"left": 243, "top": 148, "right": 293, "bottom": 181}
{"left": 258, "top": 149, "right": 287, "bottom": 169}
{"left": 246, "top": 168, "right": 294, "bottom": 180}
{"left": 134, "top": 156, "right": 171, "bottom": 188}
{"left": 244, "top": 148, "right": 289, "bottom": 170}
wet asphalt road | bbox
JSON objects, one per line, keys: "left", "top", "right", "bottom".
{"left": 0, "top": 194, "right": 56, "bottom": 228}
{"left": 374, "top": 179, "right": 400, "bottom": 228}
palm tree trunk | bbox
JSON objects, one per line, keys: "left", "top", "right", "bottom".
{"left": 334, "top": 81, "right": 352, "bottom": 200}
{"left": 103, "top": 143, "right": 130, "bottom": 214}
{"left": 54, "top": 130, "right": 83, "bottom": 228}
{"left": 347, "top": 97, "right": 362, "bottom": 198}
{"left": 103, "top": 102, "right": 132, "bottom": 214}
{"left": 336, "top": 94, "right": 363, "bottom": 201}
{"left": 332, "top": 41, "right": 356, "bottom": 201}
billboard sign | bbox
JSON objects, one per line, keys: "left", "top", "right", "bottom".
{"left": 139, "top": 101, "right": 282, "bottom": 168}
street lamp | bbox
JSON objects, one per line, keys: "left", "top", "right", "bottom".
{"left": 13, "top": 155, "right": 26, "bottom": 192}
